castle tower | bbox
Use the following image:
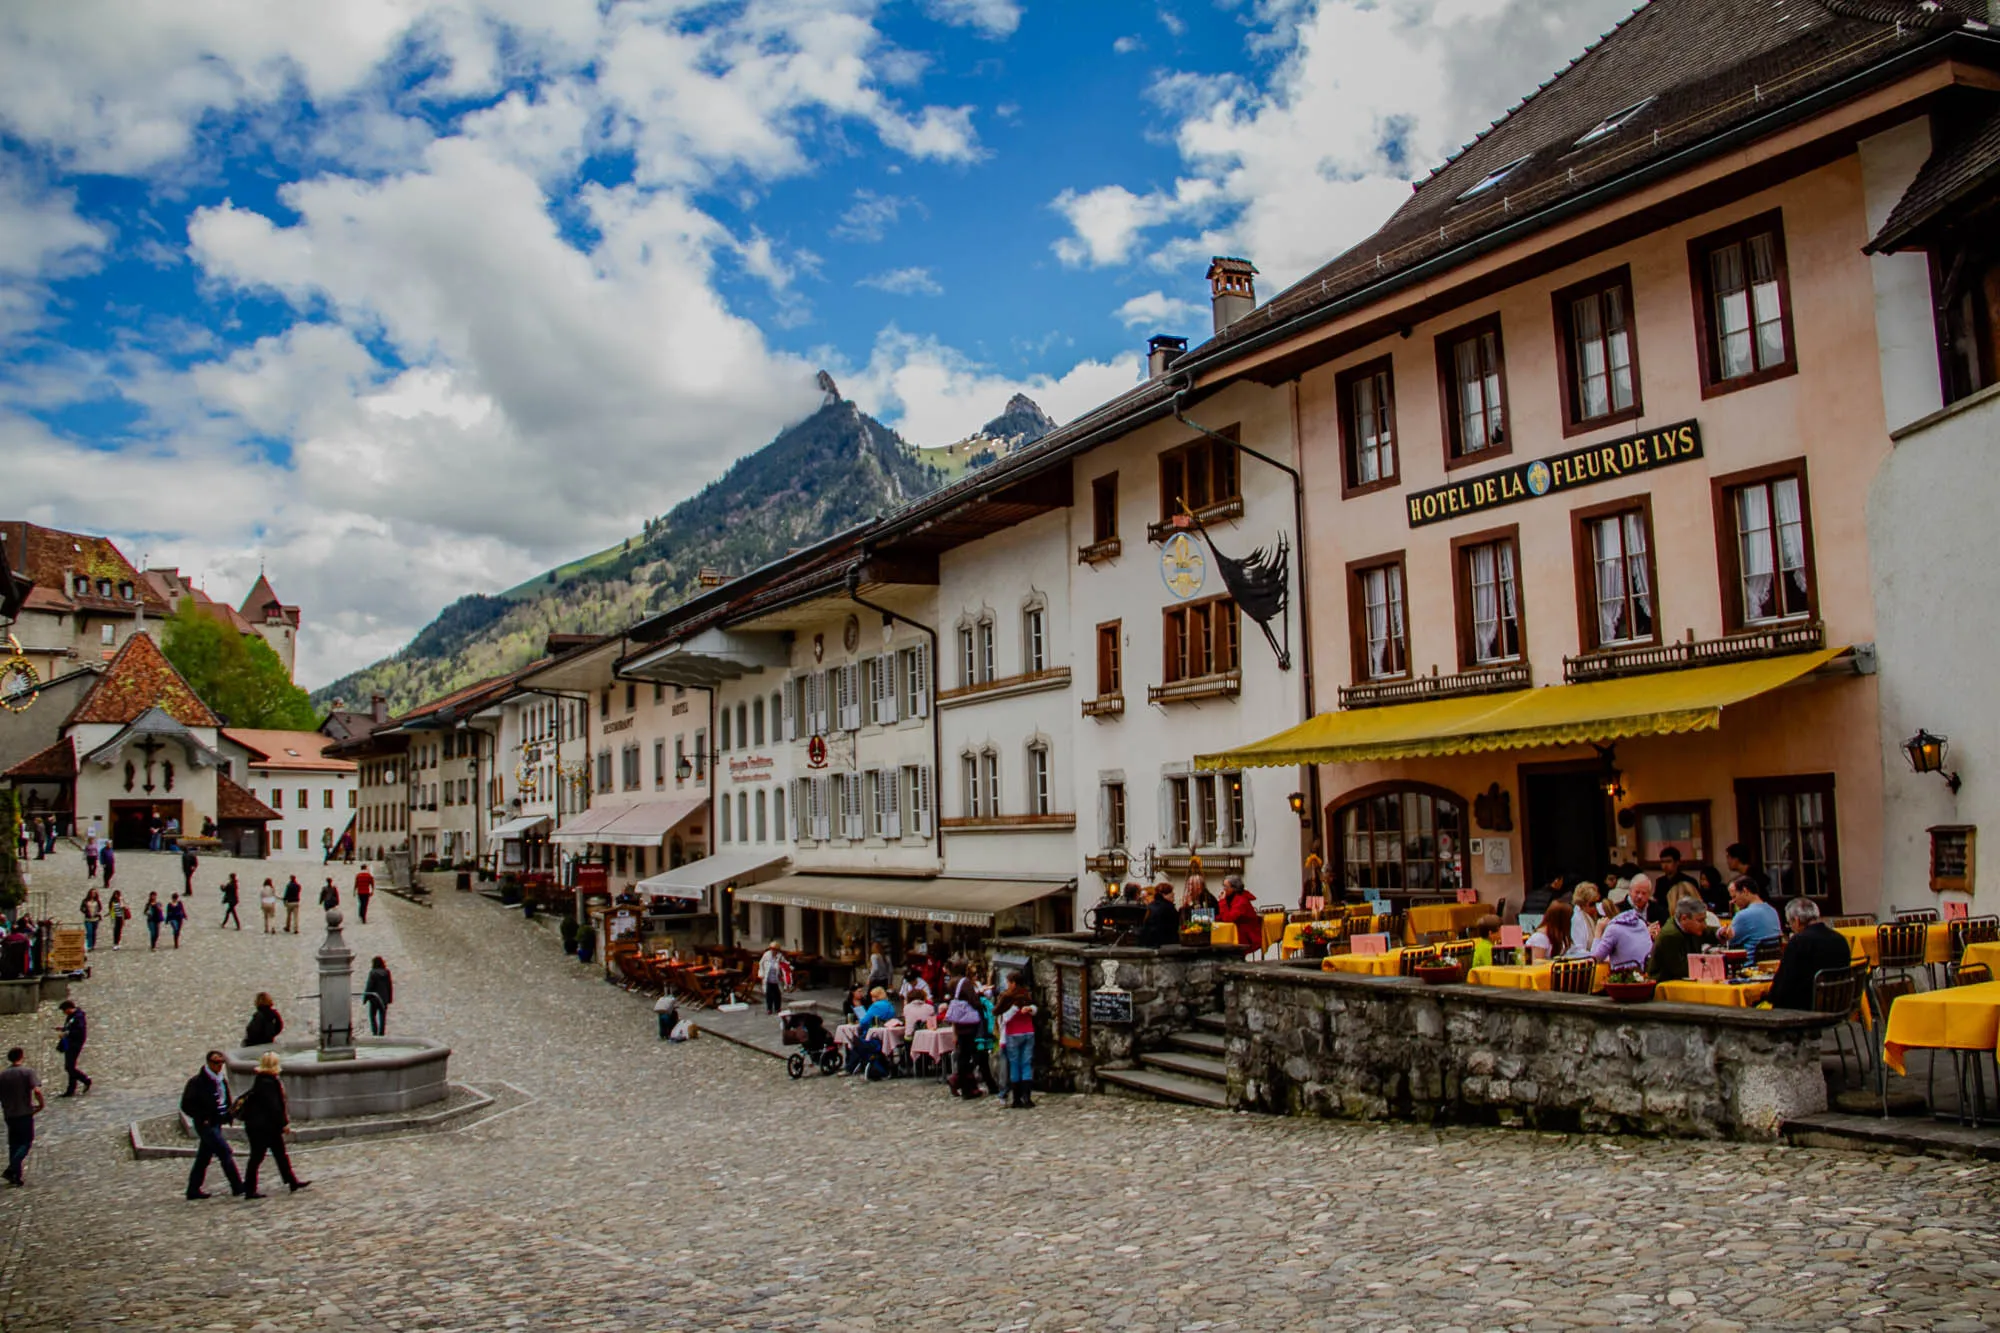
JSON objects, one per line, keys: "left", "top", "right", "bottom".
{"left": 239, "top": 571, "right": 300, "bottom": 679}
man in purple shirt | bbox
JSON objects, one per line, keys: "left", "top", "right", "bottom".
{"left": 1590, "top": 875, "right": 1660, "bottom": 970}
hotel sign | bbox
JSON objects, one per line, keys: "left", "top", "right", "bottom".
{"left": 1406, "top": 420, "right": 1703, "bottom": 528}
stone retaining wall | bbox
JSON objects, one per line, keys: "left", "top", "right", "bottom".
{"left": 1016, "top": 936, "right": 1233, "bottom": 1092}
{"left": 1225, "top": 963, "right": 1840, "bottom": 1140}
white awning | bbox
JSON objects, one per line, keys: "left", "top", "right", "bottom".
{"left": 584, "top": 797, "right": 706, "bottom": 847}
{"left": 635, "top": 848, "right": 788, "bottom": 910}
{"left": 490, "top": 814, "right": 551, "bottom": 840}
{"left": 550, "top": 807, "right": 621, "bottom": 843}
{"left": 735, "top": 874, "right": 1070, "bottom": 927}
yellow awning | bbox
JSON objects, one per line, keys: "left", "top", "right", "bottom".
{"left": 1196, "top": 647, "right": 1847, "bottom": 770}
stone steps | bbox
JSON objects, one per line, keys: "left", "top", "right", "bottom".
{"left": 1139, "top": 1048, "right": 1227, "bottom": 1082}
{"left": 1097, "top": 1066, "right": 1229, "bottom": 1110}
{"left": 1192, "top": 1010, "right": 1227, "bottom": 1035}
{"left": 1165, "top": 1029, "right": 1227, "bottom": 1057}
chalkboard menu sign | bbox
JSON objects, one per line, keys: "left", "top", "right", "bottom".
{"left": 1089, "top": 989, "right": 1134, "bottom": 1025}
{"left": 1928, "top": 825, "right": 1976, "bottom": 893}
{"left": 1054, "top": 961, "right": 1086, "bottom": 1049}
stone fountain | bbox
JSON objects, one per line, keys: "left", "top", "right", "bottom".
{"left": 227, "top": 905, "right": 451, "bottom": 1120}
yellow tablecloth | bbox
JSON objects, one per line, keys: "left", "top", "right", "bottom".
{"left": 1468, "top": 962, "right": 1609, "bottom": 993}
{"left": 1883, "top": 979, "right": 2000, "bottom": 1076}
{"left": 1963, "top": 940, "right": 2000, "bottom": 974}
{"left": 1263, "top": 913, "right": 1288, "bottom": 948}
{"left": 1655, "top": 978, "right": 1772, "bottom": 1008}
{"left": 1407, "top": 902, "right": 1487, "bottom": 942}
{"left": 1837, "top": 922, "right": 1952, "bottom": 966}
{"left": 1323, "top": 949, "right": 1405, "bottom": 976}
{"left": 1209, "top": 922, "right": 1238, "bottom": 947}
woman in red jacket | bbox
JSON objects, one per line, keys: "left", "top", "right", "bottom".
{"left": 1215, "top": 874, "right": 1263, "bottom": 958}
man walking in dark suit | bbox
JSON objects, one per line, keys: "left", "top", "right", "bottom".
{"left": 54, "top": 1000, "right": 90, "bottom": 1096}
{"left": 180, "top": 1051, "right": 245, "bottom": 1199}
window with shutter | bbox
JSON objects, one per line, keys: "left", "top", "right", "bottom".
{"left": 781, "top": 680, "right": 796, "bottom": 741}
{"left": 848, "top": 772, "right": 867, "bottom": 839}
{"left": 813, "top": 777, "right": 831, "bottom": 840}
{"left": 961, "top": 754, "right": 980, "bottom": 820}
{"left": 907, "top": 764, "right": 933, "bottom": 837}
{"left": 885, "top": 766, "right": 901, "bottom": 838}
{"left": 876, "top": 654, "right": 900, "bottom": 724}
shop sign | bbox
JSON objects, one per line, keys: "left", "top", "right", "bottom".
{"left": 601, "top": 717, "right": 635, "bottom": 734}
{"left": 1406, "top": 420, "right": 1702, "bottom": 528}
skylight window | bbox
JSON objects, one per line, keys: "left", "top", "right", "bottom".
{"left": 1456, "top": 154, "right": 1533, "bottom": 202}
{"left": 1575, "top": 97, "right": 1654, "bottom": 148}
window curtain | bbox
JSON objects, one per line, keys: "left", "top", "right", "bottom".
{"left": 1573, "top": 295, "right": 1609, "bottom": 419}
{"left": 1364, "top": 569, "right": 1389, "bottom": 676}
{"left": 1736, "top": 485, "right": 1774, "bottom": 619}
{"left": 1593, "top": 518, "right": 1626, "bottom": 644}
{"left": 1470, "top": 545, "right": 1499, "bottom": 660}
{"left": 1773, "top": 477, "right": 1807, "bottom": 602}
{"left": 1624, "top": 513, "right": 1652, "bottom": 631}
{"left": 1749, "top": 234, "right": 1784, "bottom": 367}
{"left": 1455, "top": 339, "right": 1485, "bottom": 447}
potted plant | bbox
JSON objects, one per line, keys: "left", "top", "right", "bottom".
{"left": 1414, "top": 954, "right": 1465, "bottom": 985}
{"left": 559, "top": 914, "right": 582, "bottom": 956}
{"left": 1179, "top": 921, "right": 1211, "bottom": 948}
{"left": 499, "top": 874, "right": 523, "bottom": 906}
{"left": 1297, "top": 923, "right": 1336, "bottom": 960}
{"left": 1604, "top": 966, "right": 1656, "bottom": 1003}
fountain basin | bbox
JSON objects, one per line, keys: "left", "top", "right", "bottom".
{"left": 226, "top": 1037, "right": 452, "bottom": 1120}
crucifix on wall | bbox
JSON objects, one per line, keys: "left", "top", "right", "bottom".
{"left": 134, "top": 735, "right": 167, "bottom": 795}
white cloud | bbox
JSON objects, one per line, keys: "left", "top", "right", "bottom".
{"left": 831, "top": 189, "right": 915, "bottom": 243}
{"left": 1113, "top": 35, "right": 1145, "bottom": 54}
{"left": 1113, "top": 289, "right": 1205, "bottom": 330}
{"left": 857, "top": 266, "right": 943, "bottom": 296}
{"left": 0, "top": 168, "right": 108, "bottom": 339}
{"left": 845, "top": 328, "right": 1141, "bottom": 449}
{"left": 1157, "top": 8, "right": 1188, "bottom": 38}
{"left": 921, "top": 0, "right": 1024, "bottom": 37}
{"left": 1052, "top": 0, "right": 1638, "bottom": 290}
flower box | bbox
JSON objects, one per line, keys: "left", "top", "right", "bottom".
{"left": 1415, "top": 962, "right": 1464, "bottom": 986}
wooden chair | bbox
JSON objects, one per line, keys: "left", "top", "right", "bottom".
{"left": 1868, "top": 972, "right": 1919, "bottom": 1115}
{"left": 1948, "top": 962, "right": 1992, "bottom": 987}
{"left": 1894, "top": 906, "right": 1940, "bottom": 923}
{"left": 1874, "top": 921, "right": 1929, "bottom": 991}
{"left": 1551, "top": 959, "right": 1598, "bottom": 994}
{"left": 1950, "top": 915, "right": 1999, "bottom": 959}
{"left": 1396, "top": 946, "right": 1438, "bottom": 977}
{"left": 1755, "top": 936, "right": 1785, "bottom": 966}
{"left": 1830, "top": 914, "right": 1876, "bottom": 929}
{"left": 1417, "top": 931, "right": 1453, "bottom": 947}
{"left": 1811, "top": 964, "right": 1869, "bottom": 1086}
{"left": 1437, "top": 941, "right": 1476, "bottom": 965}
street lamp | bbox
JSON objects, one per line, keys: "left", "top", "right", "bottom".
{"left": 1903, "top": 728, "right": 1962, "bottom": 794}
{"left": 1287, "top": 791, "right": 1309, "bottom": 827}
{"left": 676, "top": 755, "right": 694, "bottom": 782}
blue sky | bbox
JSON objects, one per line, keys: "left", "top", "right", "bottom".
{"left": 0, "top": 0, "right": 1635, "bottom": 686}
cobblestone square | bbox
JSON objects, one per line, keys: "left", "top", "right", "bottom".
{"left": 2, "top": 852, "right": 1996, "bottom": 1332}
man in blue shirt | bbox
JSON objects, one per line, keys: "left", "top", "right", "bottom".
{"left": 845, "top": 988, "right": 896, "bottom": 1075}
{"left": 1720, "top": 876, "right": 1781, "bottom": 960}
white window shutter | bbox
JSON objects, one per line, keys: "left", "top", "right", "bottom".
{"left": 1158, "top": 779, "right": 1175, "bottom": 849}
{"left": 917, "top": 642, "right": 932, "bottom": 716}
{"left": 848, "top": 772, "right": 865, "bottom": 839}
{"left": 787, "top": 778, "right": 800, "bottom": 840}
{"left": 885, "top": 766, "right": 901, "bottom": 838}
{"left": 847, "top": 664, "right": 863, "bottom": 731}
{"left": 1097, "top": 782, "right": 1111, "bottom": 851}
{"left": 782, "top": 681, "right": 796, "bottom": 742}
{"left": 917, "top": 765, "right": 934, "bottom": 837}
{"left": 878, "top": 654, "right": 899, "bottom": 725}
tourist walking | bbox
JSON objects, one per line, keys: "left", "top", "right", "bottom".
{"left": 107, "top": 890, "right": 129, "bottom": 949}
{"left": 219, "top": 874, "right": 242, "bottom": 930}
{"left": 236, "top": 1053, "right": 308, "bottom": 1197}
{"left": 364, "top": 956, "right": 393, "bottom": 1036}
{"left": 1, "top": 1047, "right": 44, "bottom": 1186}
{"left": 180, "top": 845, "right": 199, "bottom": 900}
{"left": 30, "top": 818, "right": 44, "bottom": 861}
{"left": 78, "top": 888, "right": 104, "bottom": 952}
{"left": 243, "top": 992, "right": 283, "bottom": 1047}
{"left": 866, "top": 945, "right": 891, "bottom": 992}
{"left": 83, "top": 832, "right": 99, "bottom": 880}
{"left": 165, "top": 893, "right": 187, "bottom": 948}
{"left": 995, "top": 971, "right": 1036, "bottom": 1108}
{"left": 98, "top": 841, "right": 116, "bottom": 892}
{"left": 318, "top": 879, "right": 339, "bottom": 913}
{"left": 758, "top": 942, "right": 789, "bottom": 1015}
{"left": 282, "top": 876, "right": 301, "bottom": 933}
{"left": 54, "top": 1000, "right": 90, "bottom": 1096}
{"left": 259, "top": 880, "right": 278, "bottom": 933}
{"left": 944, "top": 963, "right": 988, "bottom": 1100}
{"left": 143, "top": 892, "right": 164, "bottom": 949}
{"left": 353, "top": 865, "right": 374, "bottom": 923}
{"left": 180, "top": 1051, "right": 244, "bottom": 1199}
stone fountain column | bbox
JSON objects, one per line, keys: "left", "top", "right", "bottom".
{"left": 318, "top": 906, "right": 356, "bottom": 1059}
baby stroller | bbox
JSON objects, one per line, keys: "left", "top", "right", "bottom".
{"left": 782, "top": 1011, "right": 842, "bottom": 1079}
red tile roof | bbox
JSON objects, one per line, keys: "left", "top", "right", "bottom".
{"left": 3, "top": 736, "right": 77, "bottom": 780}
{"left": 65, "top": 632, "right": 219, "bottom": 728}
{"left": 144, "top": 569, "right": 256, "bottom": 634}
{"left": 0, "top": 521, "right": 169, "bottom": 616}
{"left": 223, "top": 728, "right": 355, "bottom": 773}
{"left": 239, "top": 573, "right": 297, "bottom": 626}
{"left": 216, "top": 772, "right": 280, "bottom": 822}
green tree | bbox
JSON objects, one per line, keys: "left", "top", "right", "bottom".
{"left": 0, "top": 789, "right": 22, "bottom": 910}
{"left": 161, "top": 599, "right": 320, "bottom": 730}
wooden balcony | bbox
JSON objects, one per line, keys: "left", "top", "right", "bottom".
{"left": 1145, "top": 497, "right": 1243, "bottom": 543}
{"left": 1339, "top": 661, "right": 1531, "bottom": 710}
{"left": 1081, "top": 693, "right": 1125, "bottom": 718}
{"left": 937, "top": 666, "right": 1071, "bottom": 709}
{"left": 1147, "top": 670, "right": 1241, "bottom": 706}
{"left": 1563, "top": 620, "right": 1825, "bottom": 684}
{"left": 1077, "top": 536, "right": 1122, "bottom": 565}
{"left": 940, "top": 813, "right": 1078, "bottom": 833}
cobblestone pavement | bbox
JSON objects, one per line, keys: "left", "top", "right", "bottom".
{"left": 2, "top": 851, "right": 1997, "bottom": 1332}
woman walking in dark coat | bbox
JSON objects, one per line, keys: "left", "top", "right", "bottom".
{"left": 142, "top": 893, "right": 164, "bottom": 950}
{"left": 165, "top": 894, "right": 187, "bottom": 948}
{"left": 236, "top": 1053, "right": 308, "bottom": 1197}
{"left": 243, "top": 993, "right": 283, "bottom": 1047}
{"left": 107, "top": 891, "right": 129, "bottom": 949}
{"left": 363, "top": 957, "right": 393, "bottom": 1036}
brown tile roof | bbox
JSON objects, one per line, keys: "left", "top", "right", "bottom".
{"left": 3, "top": 736, "right": 76, "bottom": 780}
{"left": 0, "top": 522, "right": 169, "bottom": 616}
{"left": 216, "top": 772, "right": 280, "bottom": 822}
{"left": 222, "top": 728, "right": 356, "bottom": 773}
{"left": 393, "top": 671, "right": 522, "bottom": 726}
{"left": 144, "top": 569, "right": 256, "bottom": 634}
{"left": 65, "top": 632, "right": 219, "bottom": 728}
{"left": 239, "top": 573, "right": 297, "bottom": 626}
{"left": 1187, "top": 0, "right": 1991, "bottom": 364}
{"left": 1867, "top": 102, "right": 2000, "bottom": 252}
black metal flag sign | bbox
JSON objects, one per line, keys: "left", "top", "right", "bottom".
{"left": 1180, "top": 502, "right": 1292, "bottom": 671}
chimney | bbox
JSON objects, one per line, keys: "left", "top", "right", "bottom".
{"left": 1146, "top": 335, "right": 1188, "bottom": 380}
{"left": 371, "top": 693, "right": 388, "bottom": 725}
{"left": 1207, "top": 256, "right": 1258, "bottom": 334}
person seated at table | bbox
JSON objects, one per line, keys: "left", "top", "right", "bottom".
{"left": 1717, "top": 875, "right": 1780, "bottom": 958}
{"left": 845, "top": 986, "right": 870, "bottom": 1026}
{"left": 1589, "top": 876, "right": 1659, "bottom": 971}
{"left": 1663, "top": 878, "right": 1716, "bottom": 933}
{"left": 1646, "top": 896, "right": 1710, "bottom": 983}
{"left": 899, "top": 966, "right": 932, "bottom": 1003}
{"left": 1766, "top": 898, "right": 1853, "bottom": 1010}
{"left": 1526, "top": 902, "right": 1574, "bottom": 963}
{"left": 1137, "top": 882, "right": 1182, "bottom": 948}
{"left": 1215, "top": 875, "right": 1263, "bottom": 957}
{"left": 1179, "top": 873, "right": 1217, "bottom": 920}
{"left": 1468, "top": 915, "right": 1501, "bottom": 968}
{"left": 844, "top": 987, "right": 898, "bottom": 1075}
{"left": 1694, "top": 865, "right": 1731, "bottom": 915}
{"left": 1570, "top": 884, "right": 1606, "bottom": 948}
{"left": 904, "top": 994, "right": 938, "bottom": 1029}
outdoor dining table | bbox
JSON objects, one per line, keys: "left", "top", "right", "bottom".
{"left": 908, "top": 1026, "right": 956, "bottom": 1064}
{"left": 1280, "top": 915, "right": 1389, "bottom": 958}
{"left": 1263, "top": 912, "right": 1288, "bottom": 949}
{"left": 1209, "top": 921, "right": 1239, "bottom": 948}
{"left": 1836, "top": 921, "right": 1953, "bottom": 966}
{"left": 1406, "top": 902, "right": 1486, "bottom": 942}
{"left": 1321, "top": 948, "right": 1406, "bottom": 977}
{"left": 1963, "top": 940, "right": 2000, "bottom": 974}
{"left": 1654, "top": 977, "right": 1773, "bottom": 1007}
{"left": 1882, "top": 979, "right": 2000, "bottom": 1076}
